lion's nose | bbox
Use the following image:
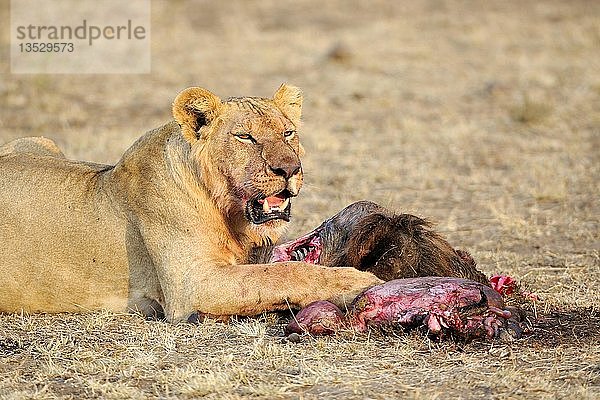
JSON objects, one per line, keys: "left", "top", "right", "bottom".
{"left": 270, "top": 162, "right": 301, "bottom": 179}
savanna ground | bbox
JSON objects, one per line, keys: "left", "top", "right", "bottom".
{"left": 0, "top": 0, "right": 599, "bottom": 398}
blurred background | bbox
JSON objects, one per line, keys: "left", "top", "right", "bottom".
{"left": 1, "top": 0, "right": 598, "bottom": 303}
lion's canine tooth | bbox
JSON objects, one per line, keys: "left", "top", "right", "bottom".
{"left": 281, "top": 198, "right": 290, "bottom": 210}
{"left": 263, "top": 198, "right": 271, "bottom": 213}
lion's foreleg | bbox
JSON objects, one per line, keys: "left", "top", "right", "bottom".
{"left": 161, "top": 262, "right": 382, "bottom": 322}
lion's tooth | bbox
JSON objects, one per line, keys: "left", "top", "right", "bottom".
{"left": 263, "top": 198, "right": 271, "bottom": 213}
{"left": 281, "top": 198, "right": 290, "bottom": 210}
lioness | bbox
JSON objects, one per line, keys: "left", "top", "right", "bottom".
{"left": 0, "top": 84, "right": 381, "bottom": 322}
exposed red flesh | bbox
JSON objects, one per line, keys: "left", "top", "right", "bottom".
{"left": 270, "top": 228, "right": 322, "bottom": 264}
{"left": 286, "top": 277, "right": 512, "bottom": 340}
{"left": 489, "top": 274, "right": 517, "bottom": 295}
{"left": 490, "top": 274, "right": 539, "bottom": 301}
{"left": 285, "top": 300, "right": 344, "bottom": 336}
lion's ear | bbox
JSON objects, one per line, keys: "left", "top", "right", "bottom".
{"left": 273, "top": 83, "right": 303, "bottom": 126}
{"left": 172, "top": 87, "right": 223, "bottom": 143}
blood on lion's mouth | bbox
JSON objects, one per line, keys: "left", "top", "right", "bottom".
{"left": 245, "top": 190, "right": 293, "bottom": 224}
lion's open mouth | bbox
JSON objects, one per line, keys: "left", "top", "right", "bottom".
{"left": 245, "top": 190, "right": 293, "bottom": 224}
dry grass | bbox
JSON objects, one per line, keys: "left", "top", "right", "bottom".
{"left": 1, "top": 0, "right": 599, "bottom": 398}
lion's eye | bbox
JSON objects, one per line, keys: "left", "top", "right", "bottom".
{"left": 283, "top": 130, "right": 296, "bottom": 140}
{"left": 235, "top": 133, "right": 256, "bottom": 144}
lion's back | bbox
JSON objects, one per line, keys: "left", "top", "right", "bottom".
{"left": 0, "top": 150, "right": 129, "bottom": 313}
{"left": 0, "top": 136, "right": 65, "bottom": 158}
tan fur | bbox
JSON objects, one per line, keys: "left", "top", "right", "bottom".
{"left": 0, "top": 136, "right": 65, "bottom": 158}
{"left": 0, "top": 85, "right": 381, "bottom": 322}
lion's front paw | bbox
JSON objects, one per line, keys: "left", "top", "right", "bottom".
{"left": 322, "top": 268, "right": 383, "bottom": 310}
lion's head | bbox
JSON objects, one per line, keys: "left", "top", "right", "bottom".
{"left": 172, "top": 84, "right": 304, "bottom": 233}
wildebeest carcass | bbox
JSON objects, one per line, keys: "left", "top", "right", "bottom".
{"left": 259, "top": 201, "right": 521, "bottom": 340}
